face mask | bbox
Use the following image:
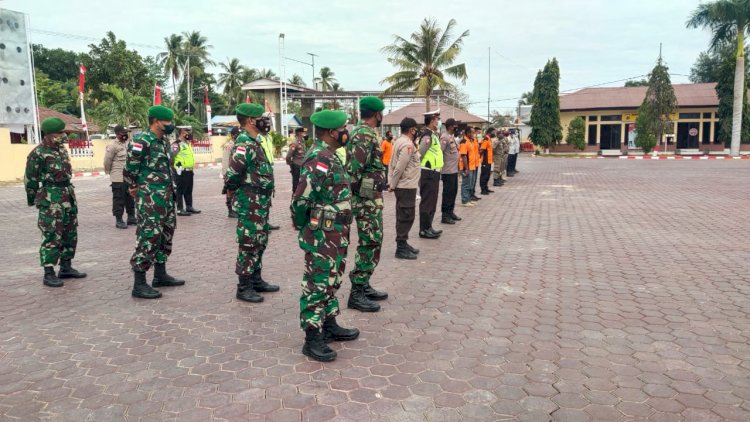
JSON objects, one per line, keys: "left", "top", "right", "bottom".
{"left": 386, "top": 135, "right": 393, "bottom": 141}
{"left": 119, "top": 134, "right": 129, "bottom": 141}
{"left": 304, "top": 135, "right": 310, "bottom": 141}
{"left": 53, "top": 134, "right": 68, "bottom": 144}
{"left": 490, "top": 134, "right": 496, "bottom": 139}
{"left": 185, "top": 133, "right": 193, "bottom": 141}
{"left": 162, "top": 123, "right": 175, "bottom": 135}
{"left": 256, "top": 118, "right": 271, "bottom": 133}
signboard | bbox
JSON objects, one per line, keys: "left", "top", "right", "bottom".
{"left": 688, "top": 128, "right": 698, "bottom": 137}
{"left": 0, "top": 8, "right": 35, "bottom": 125}
{"left": 622, "top": 113, "right": 638, "bottom": 122}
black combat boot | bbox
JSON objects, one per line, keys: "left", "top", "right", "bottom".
{"left": 58, "top": 260, "right": 87, "bottom": 279}
{"left": 493, "top": 178, "right": 503, "bottom": 187}
{"left": 429, "top": 228, "right": 443, "bottom": 236}
{"left": 177, "top": 209, "right": 191, "bottom": 216}
{"left": 268, "top": 224, "right": 280, "bottom": 230}
{"left": 251, "top": 270, "right": 280, "bottom": 293}
{"left": 186, "top": 206, "right": 201, "bottom": 214}
{"left": 132, "top": 271, "right": 161, "bottom": 299}
{"left": 152, "top": 263, "right": 185, "bottom": 287}
{"left": 450, "top": 213, "right": 462, "bottom": 221}
{"left": 323, "top": 317, "right": 360, "bottom": 343}
{"left": 395, "top": 241, "right": 417, "bottom": 260}
{"left": 405, "top": 241, "right": 419, "bottom": 255}
{"left": 236, "top": 275, "right": 263, "bottom": 303}
{"left": 347, "top": 284, "right": 380, "bottom": 312}
{"left": 228, "top": 209, "right": 238, "bottom": 218}
{"left": 43, "top": 266, "right": 63, "bottom": 287}
{"left": 363, "top": 284, "right": 388, "bottom": 301}
{"left": 126, "top": 214, "right": 137, "bottom": 225}
{"left": 302, "top": 328, "right": 337, "bottom": 362}
{"left": 115, "top": 216, "right": 127, "bottom": 229}
{"left": 441, "top": 215, "right": 456, "bottom": 224}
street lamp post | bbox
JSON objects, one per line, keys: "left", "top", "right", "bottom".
{"left": 307, "top": 52, "right": 318, "bottom": 90}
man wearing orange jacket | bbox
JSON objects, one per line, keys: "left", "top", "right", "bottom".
{"left": 459, "top": 127, "right": 478, "bottom": 207}
{"left": 381, "top": 131, "right": 393, "bottom": 188}
{"left": 479, "top": 128, "right": 495, "bottom": 195}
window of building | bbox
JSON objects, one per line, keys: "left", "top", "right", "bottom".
{"left": 588, "top": 115, "right": 598, "bottom": 122}
{"left": 679, "top": 112, "right": 701, "bottom": 120}
{"left": 600, "top": 115, "right": 620, "bottom": 121}
{"left": 702, "top": 122, "right": 711, "bottom": 144}
{"left": 702, "top": 112, "right": 712, "bottom": 119}
{"left": 587, "top": 125, "right": 597, "bottom": 145}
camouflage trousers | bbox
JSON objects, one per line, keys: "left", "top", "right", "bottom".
{"left": 349, "top": 196, "right": 383, "bottom": 286}
{"left": 234, "top": 191, "right": 270, "bottom": 276}
{"left": 37, "top": 205, "right": 77, "bottom": 267}
{"left": 299, "top": 222, "right": 350, "bottom": 330}
{"left": 492, "top": 154, "right": 507, "bottom": 180}
{"left": 131, "top": 187, "right": 176, "bottom": 272}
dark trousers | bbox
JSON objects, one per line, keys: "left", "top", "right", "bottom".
{"left": 440, "top": 173, "right": 458, "bottom": 217}
{"left": 471, "top": 169, "right": 479, "bottom": 195}
{"left": 508, "top": 153, "right": 518, "bottom": 173}
{"left": 394, "top": 188, "right": 416, "bottom": 241}
{"left": 175, "top": 169, "right": 194, "bottom": 210}
{"left": 111, "top": 182, "right": 135, "bottom": 218}
{"left": 480, "top": 164, "right": 492, "bottom": 191}
{"left": 290, "top": 164, "right": 301, "bottom": 194}
{"left": 419, "top": 169, "right": 440, "bottom": 231}
{"left": 383, "top": 165, "right": 389, "bottom": 186}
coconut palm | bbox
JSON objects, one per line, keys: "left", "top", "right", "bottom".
{"left": 255, "top": 68, "right": 278, "bottom": 80}
{"left": 687, "top": 0, "right": 750, "bottom": 156}
{"left": 315, "top": 67, "right": 337, "bottom": 91}
{"left": 381, "top": 18, "right": 469, "bottom": 111}
{"left": 289, "top": 74, "right": 306, "bottom": 87}
{"left": 331, "top": 82, "right": 343, "bottom": 108}
{"left": 93, "top": 84, "right": 149, "bottom": 128}
{"left": 157, "top": 34, "right": 183, "bottom": 105}
{"left": 218, "top": 58, "right": 246, "bottom": 107}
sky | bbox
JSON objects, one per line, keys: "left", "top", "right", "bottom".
{"left": 2, "top": 0, "right": 715, "bottom": 118}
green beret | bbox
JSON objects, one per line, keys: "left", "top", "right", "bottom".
{"left": 235, "top": 103, "right": 264, "bottom": 118}
{"left": 41, "top": 117, "right": 65, "bottom": 134}
{"left": 148, "top": 105, "right": 174, "bottom": 120}
{"left": 311, "top": 110, "right": 348, "bottom": 130}
{"left": 359, "top": 96, "right": 385, "bottom": 112}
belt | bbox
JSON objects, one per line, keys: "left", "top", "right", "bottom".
{"left": 43, "top": 181, "right": 71, "bottom": 187}
{"left": 310, "top": 209, "right": 353, "bottom": 225}
{"left": 241, "top": 185, "right": 273, "bottom": 196}
{"left": 420, "top": 167, "right": 441, "bottom": 172}
{"left": 351, "top": 180, "right": 387, "bottom": 194}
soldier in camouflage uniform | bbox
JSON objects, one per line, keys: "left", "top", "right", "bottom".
{"left": 124, "top": 106, "right": 186, "bottom": 299}
{"left": 492, "top": 130, "right": 510, "bottom": 187}
{"left": 291, "top": 110, "right": 359, "bottom": 362}
{"left": 344, "top": 96, "right": 389, "bottom": 312}
{"left": 224, "top": 103, "right": 280, "bottom": 303}
{"left": 25, "top": 117, "right": 87, "bottom": 287}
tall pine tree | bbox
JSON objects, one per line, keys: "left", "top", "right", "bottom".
{"left": 529, "top": 58, "right": 562, "bottom": 150}
{"left": 635, "top": 55, "right": 678, "bottom": 154}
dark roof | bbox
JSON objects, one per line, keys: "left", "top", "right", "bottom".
{"left": 560, "top": 83, "right": 718, "bottom": 111}
{"left": 38, "top": 107, "right": 100, "bottom": 133}
{"left": 382, "top": 102, "right": 488, "bottom": 126}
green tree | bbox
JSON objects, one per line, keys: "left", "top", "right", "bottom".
{"left": 529, "top": 58, "right": 563, "bottom": 149}
{"left": 490, "top": 110, "right": 513, "bottom": 127}
{"left": 518, "top": 91, "right": 533, "bottom": 107}
{"left": 180, "top": 31, "right": 215, "bottom": 113}
{"left": 35, "top": 70, "right": 77, "bottom": 114}
{"left": 635, "top": 56, "right": 677, "bottom": 154}
{"left": 289, "top": 74, "right": 306, "bottom": 87}
{"left": 83, "top": 32, "right": 151, "bottom": 100}
{"left": 31, "top": 44, "right": 86, "bottom": 82}
{"left": 92, "top": 84, "right": 149, "bottom": 128}
{"left": 315, "top": 67, "right": 337, "bottom": 91}
{"left": 624, "top": 79, "right": 649, "bottom": 87}
{"left": 218, "top": 58, "right": 246, "bottom": 108}
{"left": 381, "top": 18, "right": 469, "bottom": 110}
{"left": 173, "top": 110, "right": 206, "bottom": 140}
{"left": 690, "top": 49, "right": 724, "bottom": 82}
{"left": 157, "top": 34, "right": 184, "bottom": 105}
{"left": 687, "top": 0, "right": 750, "bottom": 156}
{"left": 255, "top": 68, "right": 278, "bottom": 80}
{"left": 715, "top": 46, "right": 750, "bottom": 144}
{"left": 566, "top": 117, "right": 586, "bottom": 150}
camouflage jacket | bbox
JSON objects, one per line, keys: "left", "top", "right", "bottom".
{"left": 345, "top": 124, "right": 385, "bottom": 193}
{"left": 224, "top": 129, "right": 274, "bottom": 192}
{"left": 24, "top": 140, "right": 75, "bottom": 209}
{"left": 123, "top": 130, "right": 174, "bottom": 189}
{"left": 291, "top": 139, "right": 352, "bottom": 229}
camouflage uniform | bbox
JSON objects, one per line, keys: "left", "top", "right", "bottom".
{"left": 123, "top": 130, "right": 176, "bottom": 272}
{"left": 291, "top": 139, "right": 352, "bottom": 330}
{"left": 224, "top": 129, "right": 274, "bottom": 276}
{"left": 344, "top": 124, "right": 385, "bottom": 286}
{"left": 492, "top": 136, "right": 510, "bottom": 181}
{"left": 25, "top": 139, "right": 78, "bottom": 267}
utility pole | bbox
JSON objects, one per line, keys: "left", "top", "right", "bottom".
{"left": 307, "top": 52, "right": 318, "bottom": 89}
{"left": 487, "top": 47, "right": 491, "bottom": 128}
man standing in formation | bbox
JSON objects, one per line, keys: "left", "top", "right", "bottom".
{"left": 507, "top": 129, "right": 520, "bottom": 176}
{"left": 389, "top": 117, "right": 421, "bottom": 260}
{"left": 224, "top": 103, "right": 280, "bottom": 303}
{"left": 104, "top": 125, "right": 136, "bottom": 229}
{"left": 291, "top": 109, "right": 359, "bottom": 362}
{"left": 25, "top": 117, "right": 87, "bottom": 287}
{"left": 459, "top": 127, "right": 477, "bottom": 207}
{"left": 440, "top": 118, "right": 462, "bottom": 225}
{"left": 479, "top": 128, "right": 495, "bottom": 195}
{"left": 345, "top": 96, "right": 389, "bottom": 312}
{"left": 380, "top": 130, "right": 393, "bottom": 188}
{"left": 124, "top": 106, "right": 185, "bottom": 299}
{"left": 470, "top": 127, "right": 482, "bottom": 202}
{"left": 256, "top": 112, "right": 280, "bottom": 231}
{"left": 418, "top": 110, "right": 444, "bottom": 239}
{"left": 492, "top": 129, "right": 508, "bottom": 188}
{"left": 172, "top": 128, "right": 201, "bottom": 216}
{"left": 222, "top": 127, "right": 240, "bottom": 218}
{"left": 285, "top": 127, "right": 307, "bottom": 194}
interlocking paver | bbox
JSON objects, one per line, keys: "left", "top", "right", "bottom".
{"left": 1, "top": 158, "right": 750, "bottom": 419}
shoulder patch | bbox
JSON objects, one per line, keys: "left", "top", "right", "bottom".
{"left": 235, "top": 146, "right": 246, "bottom": 156}
{"left": 316, "top": 161, "right": 329, "bottom": 173}
{"left": 132, "top": 143, "right": 143, "bottom": 152}
{"left": 172, "top": 143, "right": 179, "bottom": 152}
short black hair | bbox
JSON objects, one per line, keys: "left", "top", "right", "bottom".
{"left": 237, "top": 115, "right": 248, "bottom": 126}
{"left": 360, "top": 109, "right": 378, "bottom": 119}
{"left": 295, "top": 127, "right": 305, "bottom": 134}
{"left": 385, "top": 130, "right": 392, "bottom": 136}
{"left": 424, "top": 114, "right": 439, "bottom": 126}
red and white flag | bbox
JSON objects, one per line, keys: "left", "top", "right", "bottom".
{"left": 315, "top": 162, "right": 329, "bottom": 174}
{"left": 154, "top": 84, "right": 162, "bottom": 105}
{"left": 245, "top": 92, "right": 251, "bottom": 103}
{"left": 78, "top": 64, "right": 86, "bottom": 94}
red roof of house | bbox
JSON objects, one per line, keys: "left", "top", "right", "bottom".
{"left": 560, "top": 83, "right": 718, "bottom": 112}
{"left": 38, "top": 107, "right": 100, "bottom": 133}
{"left": 382, "top": 102, "right": 488, "bottom": 126}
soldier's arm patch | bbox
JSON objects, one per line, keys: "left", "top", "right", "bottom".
{"left": 131, "top": 143, "right": 144, "bottom": 153}
{"left": 235, "top": 146, "right": 246, "bottom": 156}
{"left": 315, "top": 161, "right": 329, "bottom": 174}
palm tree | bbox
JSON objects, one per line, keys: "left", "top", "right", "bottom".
{"left": 157, "top": 34, "right": 183, "bottom": 105}
{"left": 687, "top": 0, "right": 750, "bottom": 156}
{"left": 255, "top": 68, "right": 278, "bottom": 80}
{"left": 381, "top": 18, "right": 469, "bottom": 111}
{"left": 93, "top": 84, "right": 149, "bottom": 128}
{"left": 331, "top": 82, "right": 343, "bottom": 108}
{"left": 289, "top": 74, "right": 306, "bottom": 87}
{"left": 518, "top": 91, "right": 534, "bottom": 107}
{"left": 218, "top": 58, "right": 246, "bottom": 107}
{"left": 315, "top": 67, "right": 337, "bottom": 91}
{"left": 241, "top": 68, "right": 259, "bottom": 84}
{"left": 180, "top": 31, "right": 215, "bottom": 111}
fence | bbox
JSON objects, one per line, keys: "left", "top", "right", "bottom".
{"left": 191, "top": 139, "right": 212, "bottom": 155}
{"left": 68, "top": 139, "right": 94, "bottom": 157}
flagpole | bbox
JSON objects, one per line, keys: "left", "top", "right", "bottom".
{"left": 79, "top": 64, "right": 90, "bottom": 146}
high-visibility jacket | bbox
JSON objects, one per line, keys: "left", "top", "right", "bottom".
{"left": 420, "top": 132, "right": 444, "bottom": 170}
{"left": 172, "top": 140, "right": 195, "bottom": 169}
